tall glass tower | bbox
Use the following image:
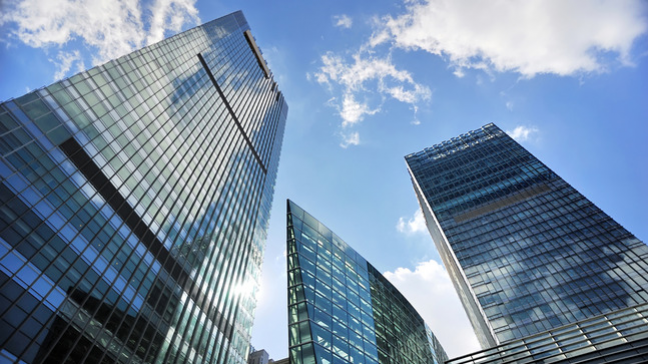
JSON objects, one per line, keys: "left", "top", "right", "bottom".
{"left": 405, "top": 124, "right": 648, "bottom": 349}
{"left": 287, "top": 200, "right": 448, "bottom": 364}
{"left": 0, "top": 11, "right": 287, "bottom": 364}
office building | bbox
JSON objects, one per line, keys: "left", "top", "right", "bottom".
{"left": 0, "top": 11, "right": 287, "bottom": 364}
{"left": 287, "top": 200, "right": 448, "bottom": 364}
{"left": 247, "top": 349, "right": 270, "bottom": 364}
{"left": 405, "top": 124, "right": 648, "bottom": 352}
{"left": 246, "top": 348, "right": 285, "bottom": 364}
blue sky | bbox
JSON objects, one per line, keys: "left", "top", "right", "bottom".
{"left": 1, "top": 0, "right": 647, "bottom": 359}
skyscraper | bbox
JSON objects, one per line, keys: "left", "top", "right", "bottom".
{"left": 0, "top": 11, "right": 287, "bottom": 364}
{"left": 287, "top": 200, "right": 448, "bottom": 364}
{"left": 405, "top": 124, "right": 648, "bottom": 349}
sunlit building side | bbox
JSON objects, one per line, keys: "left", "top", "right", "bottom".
{"left": 0, "top": 11, "right": 287, "bottom": 364}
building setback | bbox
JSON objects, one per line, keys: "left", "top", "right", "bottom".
{"left": 406, "top": 124, "right": 648, "bottom": 360}
{"left": 287, "top": 200, "right": 448, "bottom": 364}
{"left": 0, "top": 11, "right": 287, "bottom": 364}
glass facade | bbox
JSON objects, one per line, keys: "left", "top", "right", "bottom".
{"left": 445, "top": 302, "right": 648, "bottom": 364}
{"left": 406, "top": 124, "right": 648, "bottom": 349}
{"left": 0, "top": 11, "right": 287, "bottom": 364}
{"left": 287, "top": 200, "right": 448, "bottom": 364}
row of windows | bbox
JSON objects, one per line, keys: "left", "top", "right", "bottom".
{"left": 446, "top": 182, "right": 609, "bottom": 244}
{"left": 407, "top": 124, "right": 502, "bottom": 163}
{"left": 369, "top": 269, "right": 443, "bottom": 363}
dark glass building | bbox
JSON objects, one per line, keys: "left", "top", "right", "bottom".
{"left": 405, "top": 124, "right": 648, "bottom": 350}
{"left": 0, "top": 11, "right": 287, "bottom": 364}
{"left": 287, "top": 200, "right": 448, "bottom": 364}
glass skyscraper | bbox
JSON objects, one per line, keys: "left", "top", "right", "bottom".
{"left": 405, "top": 124, "right": 648, "bottom": 350}
{"left": 287, "top": 200, "right": 448, "bottom": 364}
{"left": 0, "top": 11, "right": 287, "bottom": 364}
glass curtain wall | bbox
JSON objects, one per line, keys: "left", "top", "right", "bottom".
{"left": 406, "top": 124, "right": 648, "bottom": 348}
{"left": 0, "top": 11, "right": 287, "bottom": 364}
{"left": 287, "top": 200, "right": 447, "bottom": 364}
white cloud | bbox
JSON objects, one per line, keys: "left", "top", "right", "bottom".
{"left": 147, "top": 0, "right": 200, "bottom": 46}
{"left": 312, "top": 0, "right": 646, "bottom": 147}
{"left": 384, "top": 259, "right": 481, "bottom": 358}
{"left": 315, "top": 51, "right": 430, "bottom": 146}
{"left": 410, "top": 105, "right": 422, "bottom": 125}
{"left": 51, "top": 50, "right": 85, "bottom": 81}
{"left": 1, "top": 0, "right": 199, "bottom": 77}
{"left": 334, "top": 14, "right": 353, "bottom": 29}
{"left": 396, "top": 208, "right": 427, "bottom": 234}
{"left": 340, "top": 93, "right": 380, "bottom": 127}
{"left": 368, "top": 26, "right": 391, "bottom": 49}
{"left": 505, "top": 101, "right": 514, "bottom": 111}
{"left": 507, "top": 125, "right": 539, "bottom": 141}
{"left": 340, "top": 131, "right": 360, "bottom": 148}
{"left": 317, "top": 52, "right": 431, "bottom": 98}
{"left": 376, "top": 0, "right": 647, "bottom": 77}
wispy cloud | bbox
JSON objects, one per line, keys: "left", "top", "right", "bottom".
{"left": 374, "top": 0, "right": 647, "bottom": 78}
{"left": 340, "top": 131, "right": 360, "bottom": 148}
{"left": 147, "top": 0, "right": 200, "bottom": 46}
{"left": 339, "top": 93, "right": 380, "bottom": 127}
{"left": 333, "top": 14, "right": 353, "bottom": 29}
{"left": 507, "top": 125, "right": 539, "bottom": 142}
{"left": 384, "top": 259, "right": 481, "bottom": 357}
{"left": 51, "top": 50, "right": 86, "bottom": 81}
{"left": 315, "top": 51, "right": 430, "bottom": 146}
{"left": 1, "top": 0, "right": 199, "bottom": 77}
{"left": 396, "top": 209, "right": 427, "bottom": 234}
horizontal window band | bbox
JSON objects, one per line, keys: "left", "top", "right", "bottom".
{"left": 453, "top": 183, "right": 551, "bottom": 223}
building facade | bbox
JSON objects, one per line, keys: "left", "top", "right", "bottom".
{"left": 405, "top": 124, "right": 648, "bottom": 350}
{"left": 246, "top": 348, "right": 284, "bottom": 364}
{"left": 444, "top": 301, "right": 648, "bottom": 364}
{"left": 287, "top": 200, "right": 448, "bottom": 364}
{"left": 0, "top": 11, "right": 287, "bottom": 364}
{"left": 247, "top": 349, "right": 269, "bottom": 364}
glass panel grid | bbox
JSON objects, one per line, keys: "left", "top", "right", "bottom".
{"left": 406, "top": 123, "right": 648, "bottom": 349}
{"left": 0, "top": 10, "right": 287, "bottom": 364}
{"left": 287, "top": 200, "right": 448, "bottom": 364}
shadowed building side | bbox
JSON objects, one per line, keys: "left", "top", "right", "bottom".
{"left": 406, "top": 124, "right": 648, "bottom": 357}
